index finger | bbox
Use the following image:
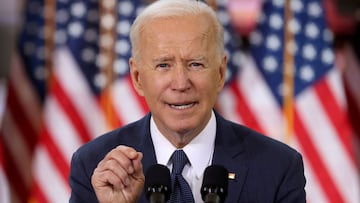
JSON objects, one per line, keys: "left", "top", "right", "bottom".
{"left": 103, "top": 145, "right": 139, "bottom": 174}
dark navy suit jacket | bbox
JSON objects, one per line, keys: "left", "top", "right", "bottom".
{"left": 69, "top": 112, "right": 306, "bottom": 203}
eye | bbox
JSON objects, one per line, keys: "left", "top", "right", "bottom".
{"left": 189, "top": 62, "right": 203, "bottom": 69}
{"left": 156, "top": 63, "right": 170, "bottom": 69}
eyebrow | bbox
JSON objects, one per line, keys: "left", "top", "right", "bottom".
{"left": 152, "top": 56, "right": 175, "bottom": 63}
{"left": 152, "top": 55, "right": 208, "bottom": 63}
{"left": 190, "top": 55, "right": 206, "bottom": 61}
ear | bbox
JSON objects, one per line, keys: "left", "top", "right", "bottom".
{"left": 129, "top": 58, "right": 145, "bottom": 96}
{"left": 216, "top": 54, "right": 227, "bottom": 92}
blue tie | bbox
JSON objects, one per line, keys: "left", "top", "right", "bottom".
{"left": 169, "top": 150, "right": 195, "bottom": 203}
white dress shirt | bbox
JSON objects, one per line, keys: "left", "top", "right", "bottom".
{"left": 150, "top": 111, "right": 217, "bottom": 203}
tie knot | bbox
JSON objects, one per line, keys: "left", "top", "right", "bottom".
{"left": 171, "top": 150, "right": 189, "bottom": 175}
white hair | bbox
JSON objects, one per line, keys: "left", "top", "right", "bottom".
{"left": 129, "top": 0, "right": 224, "bottom": 60}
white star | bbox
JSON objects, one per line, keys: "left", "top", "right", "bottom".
{"left": 302, "top": 44, "right": 316, "bottom": 61}
{"left": 116, "top": 39, "right": 130, "bottom": 55}
{"left": 84, "top": 29, "right": 97, "bottom": 42}
{"left": 250, "top": 30, "right": 263, "bottom": 46}
{"left": 231, "top": 51, "right": 243, "bottom": 67}
{"left": 305, "top": 22, "right": 319, "bottom": 39}
{"left": 263, "top": 55, "right": 278, "bottom": 73}
{"left": 57, "top": 9, "right": 69, "bottom": 24}
{"left": 300, "top": 65, "right": 315, "bottom": 82}
{"left": 269, "top": 13, "right": 283, "bottom": 30}
{"left": 117, "top": 20, "right": 131, "bottom": 36}
{"left": 71, "top": 2, "right": 86, "bottom": 18}
{"left": 82, "top": 48, "right": 96, "bottom": 63}
{"left": 322, "top": 48, "right": 334, "bottom": 65}
{"left": 94, "top": 73, "right": 107, "bottom": 89}
{"left": 114, "top": 59, "right": 128, "bottom": 75}
{"left": 308, "top": 2, "right": 322, "bottom": 18}
{"left": 218, "top": 10, "right": 230, "bottom": 26}
{"left": 136, "top": 6, "right": 146, "bottom": 16}
{"left": 273, "top": 0, "right": 285, "bottom": 8}
{"left": 118, "top": 1, "right": 134, "bottom": 17}
{"left": 291, "top": 0, "right": 303, "bottom": 13}
{"left": 68, "top": 22, "right": 84, "bottom": 38}
{"left": 266, "top": 34, "right": 281, "bottom": 51}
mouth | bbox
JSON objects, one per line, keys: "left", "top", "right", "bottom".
{"left": 168, "top": 102, "right": 196, "bottom": 110}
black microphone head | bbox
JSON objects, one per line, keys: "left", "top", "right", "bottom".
{"left": 201, "top": 165, "right": 229, "bottom": 203}
{"left": 144, "top": 164, "right": 171, "bottom": 201}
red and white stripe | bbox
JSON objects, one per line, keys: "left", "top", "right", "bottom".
{"left": 0, "top": 53, "right": 42, "bottom": 203}
{"left": 217, "top": 52, "right": 360, "bottom": 203}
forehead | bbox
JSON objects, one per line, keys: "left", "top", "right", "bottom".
{"left": 140, "top": 14, "right": 214, "bottom": 49}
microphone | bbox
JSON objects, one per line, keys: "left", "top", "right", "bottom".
{"left": 201, "top": 165, "right": 229, "bottom": 203}
{"left": 144, "top": 164, "right": 171, "bottom": 203}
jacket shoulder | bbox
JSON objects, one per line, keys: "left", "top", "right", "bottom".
{"left": 72, "top": 114, "right": 151, "bottom": 171}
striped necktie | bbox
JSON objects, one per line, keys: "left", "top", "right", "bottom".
{"left": 169, "top": 150, "right": 195, "bottom": 203}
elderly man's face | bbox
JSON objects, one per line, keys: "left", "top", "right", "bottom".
{"left": 130, "top": 13, "right": 226, "bottom": 147}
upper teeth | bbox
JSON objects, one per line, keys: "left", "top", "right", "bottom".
{"left": 171, "top": 103, "right": 193, "bottom": 109}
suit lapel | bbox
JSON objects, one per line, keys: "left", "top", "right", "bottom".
{"left": 212, "top": 113, "right": 249, "bottom": 203}
{"left": 137, "top": 113, "right": 158, "bottom": 172}
{"left": 134, "top": 114, "right": 159, "bottom": 203}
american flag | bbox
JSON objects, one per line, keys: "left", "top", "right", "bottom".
{"left": 0, "top": 0, "right": 148, "bottom": 202}
{"left": 0, "top": 0, "right": 45, "bottom": 202}
{"left": 29, "top": 0, "right": 149, "bottom": 202}
{"left": 0, "top": 0, "right": 359, "bottom": 202}
{"left": 217, "top": 0, "right": 360, "bottom": 202}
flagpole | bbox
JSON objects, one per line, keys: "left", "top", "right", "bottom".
{"left": 44, "top": 0, "right": 55, "bottom": 89}
{"left": 282, "top": 0, "right": 295, "bottom": 144}
{"left": 99, "top": 0, "right": 119, "bottom": 130}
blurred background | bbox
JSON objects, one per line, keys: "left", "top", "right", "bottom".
{"left": 0, "top": 0, "right": 359, "bottom": 202}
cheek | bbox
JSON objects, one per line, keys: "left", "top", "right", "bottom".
{"left": 141, "top": 76, "right": 167, "bottom": 98}
{"left": 201, "top": 75, "right": 223, "bottom": 99}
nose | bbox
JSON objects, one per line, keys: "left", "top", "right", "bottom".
{"left": 171, "top": 66, "right": 191, "bottom": 92}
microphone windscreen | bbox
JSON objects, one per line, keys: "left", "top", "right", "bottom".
{"left": 144, "top": 164, "right": 171, "bottom": 201}
{"left": 201, "top": 165, "right": 229, "bottom": 201}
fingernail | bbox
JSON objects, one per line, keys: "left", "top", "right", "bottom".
{"left": 130, "top": 151, "right": 137, "bottom": 157}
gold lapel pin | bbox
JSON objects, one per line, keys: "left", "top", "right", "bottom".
{"left": 228, "top": 172, "right": 236, "bottom": 180}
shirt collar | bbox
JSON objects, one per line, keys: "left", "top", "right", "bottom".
{"left": 151, "top": 111, "right": 216, "bottom": 178}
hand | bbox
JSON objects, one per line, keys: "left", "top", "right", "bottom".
{"left": 91, "top": 145, "right": 144, "bottom": 203}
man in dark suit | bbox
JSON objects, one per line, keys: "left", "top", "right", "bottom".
{"left": 69, "top": 0, "right": 306, "bottom": 202}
